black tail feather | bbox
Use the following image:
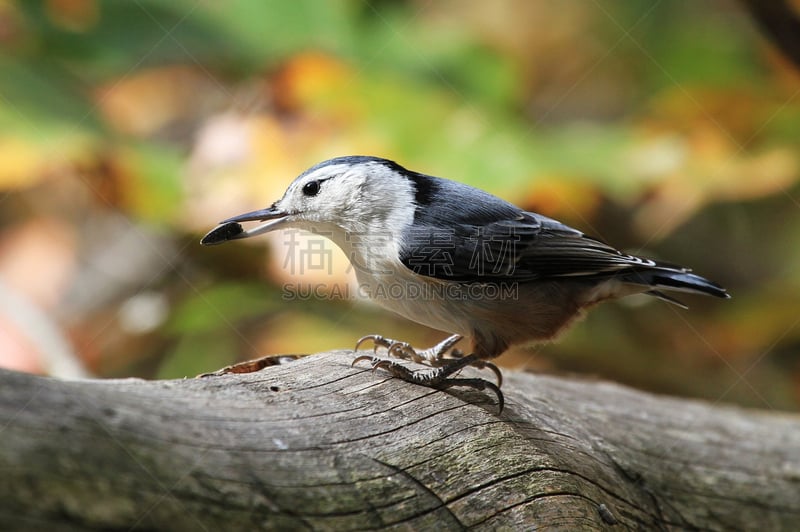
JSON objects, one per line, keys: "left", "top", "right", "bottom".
{"left": 622, "top": 268, "right": 730, "bottom": 300}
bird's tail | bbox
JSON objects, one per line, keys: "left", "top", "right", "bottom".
{"left": 619, "top": 266, "right": 729, "bottom": 308}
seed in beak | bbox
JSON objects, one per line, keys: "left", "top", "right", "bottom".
{"left": 201, "top": 222, "right": 245, "bottom": 246}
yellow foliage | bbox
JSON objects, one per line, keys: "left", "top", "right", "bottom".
{"left": 522, "top": 176, "right": 601, "bottom": 222}
{"left": 0, "top": 137, "right": 46, "bottom": 189}
{"left": 633, "top": 124, "right": 799, "bottom": 237}
{"left": 274, "top": 52, "right": 357, "bottom": 117}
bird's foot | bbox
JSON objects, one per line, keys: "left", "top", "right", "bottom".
{"left": 352, "top": 353, "right": 504, "bottom": 413}
{"left": 355, "top": 333, "right": 463, "bottom": 363}
{"left": 354, "top": 333, "right": 503, "bottom": 387}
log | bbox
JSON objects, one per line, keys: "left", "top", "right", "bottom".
{"left": 1, "top": 350, "right": 798, "bottom": 531}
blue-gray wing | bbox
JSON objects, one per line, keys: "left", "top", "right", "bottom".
{"left": 398, "top": 211, "right": 658, "bottom": 283}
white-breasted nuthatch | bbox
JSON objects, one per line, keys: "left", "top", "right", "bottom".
{"left": 202, "top": 156, "right": 729, "bottom": 411}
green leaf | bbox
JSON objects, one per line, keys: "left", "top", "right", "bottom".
{"left": 167, "top": 282, "right": 276, "bottom": 335}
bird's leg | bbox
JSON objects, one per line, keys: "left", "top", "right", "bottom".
{"left": 352, "top": 352, "right": 504, "bottom": 413}
{"left": 354, "top": 334, "right": 503, "bottom": 387}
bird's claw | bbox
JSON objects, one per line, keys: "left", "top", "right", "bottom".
{"left": 354, "top": 333, "right": 502, "bottom": 387}
{"left": 355, "top": 334, "right": 418, "bottom": 360}
{"left": 352, "top": 353, "right": 504, "bottom": 413}
{"left": 352, "top": 355, "right": 408, "bottom": 377}
{"left": 351, "top": 354, "right": 382, "bottom": 369}
{"left": 469, "top": 360, "right": 503, "bottom": 388}
{"left": 354, "top": 334, "right": 393, "bottom": 353}
{"left": 387, "top": 340, "right": 418, "bottom": 360}
{"left": 353, "top": 333, "right": 505, "bottom": 410}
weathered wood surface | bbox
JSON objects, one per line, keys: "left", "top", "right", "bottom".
{"left": 1, "top": 350, "right": 799, "bottom": 531}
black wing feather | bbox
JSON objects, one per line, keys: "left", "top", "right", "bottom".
{"left": 400, "top": 208, "right": 653, "bottom": 283}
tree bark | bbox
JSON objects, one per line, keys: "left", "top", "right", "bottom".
{"left": 1, "top": 351, "right": 798, "bottom": 531}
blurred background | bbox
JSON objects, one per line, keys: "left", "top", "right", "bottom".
{"left": 1, "top": 0, "right": 798, "bottom": 410}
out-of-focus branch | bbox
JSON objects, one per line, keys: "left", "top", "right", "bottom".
{"left": 741, "top": 0, "right": 800, "bottom": 69}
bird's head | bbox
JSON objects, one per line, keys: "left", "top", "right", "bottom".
{"left": 201, "top": 156, "right": 417, "bottom": 246}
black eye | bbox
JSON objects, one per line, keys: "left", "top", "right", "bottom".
{"left": 302, "top": 181, "right": 320, "bottom": 197}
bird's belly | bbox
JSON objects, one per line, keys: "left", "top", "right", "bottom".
{"left": 354, "top": 270, "right": 533, "bottom": 338}
{"left": 356, "top": 268, "right": 589, "bottom": 353}
{"left": 354, "top": 270, "right": 475, "bottom": 335}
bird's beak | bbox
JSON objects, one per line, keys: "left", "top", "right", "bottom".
{"left": 200, "top": 205, "right": 291, "bottom": 246}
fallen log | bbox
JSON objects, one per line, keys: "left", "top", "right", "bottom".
{"left": 1, "top": 351, "right": 798, "bottom": 530}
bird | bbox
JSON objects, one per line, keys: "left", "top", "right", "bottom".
{"left": 201, "top": 155, "right": 729, "bottom": 411}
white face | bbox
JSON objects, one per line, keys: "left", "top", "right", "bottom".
{"left": 208, "top": 159, "right": 417, "bottom": 246}
{"left": 275, "top": 162, "right": 372, "bottom": 231}
{"left": 278, "top": 160, "right": 418, "bottom": 236}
